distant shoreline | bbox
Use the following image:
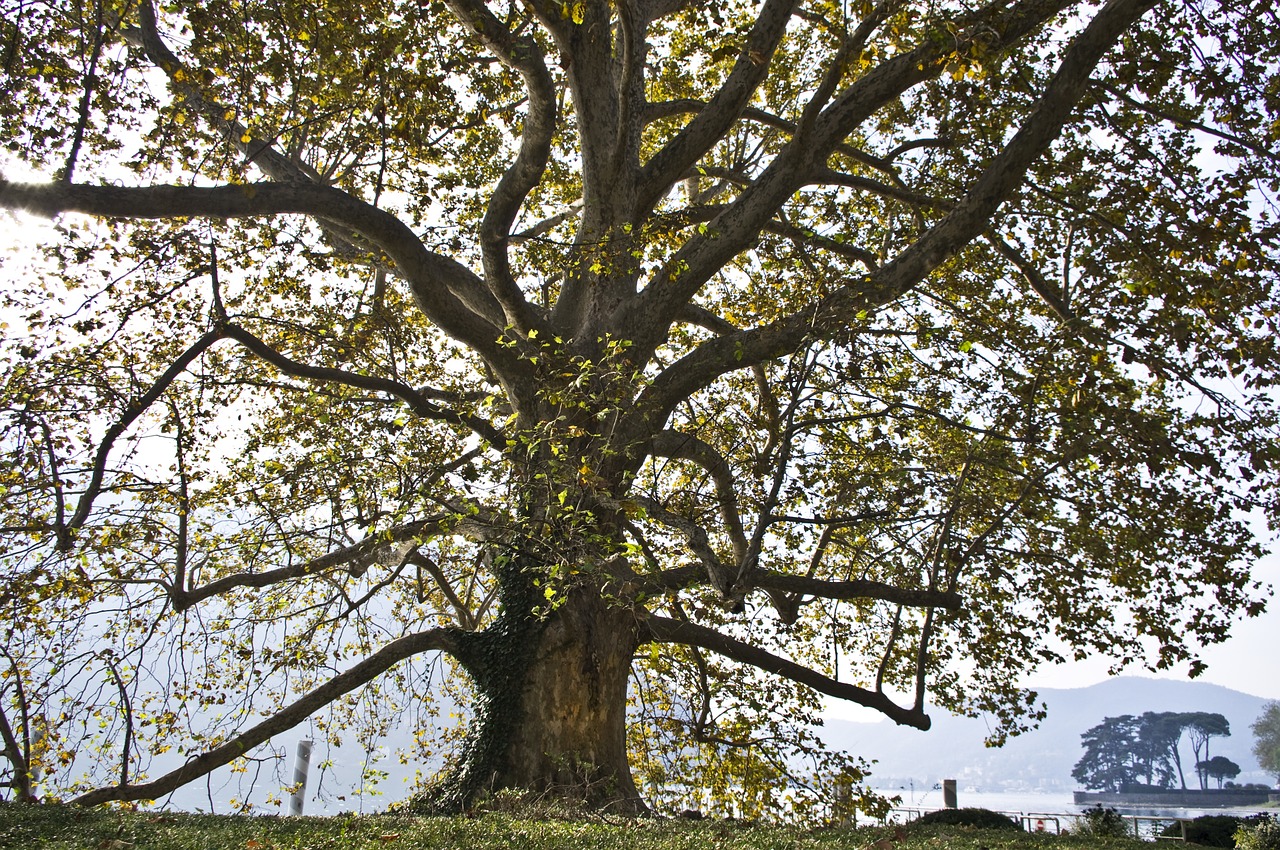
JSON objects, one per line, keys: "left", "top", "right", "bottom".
{"left": 1074, "top": 790, "right": 1279, "bottom": 809}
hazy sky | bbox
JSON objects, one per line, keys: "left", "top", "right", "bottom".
{"left": 1022, "top": 548, "right": 1280, "bottom": 700}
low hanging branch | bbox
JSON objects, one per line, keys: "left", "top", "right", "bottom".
{"left": 72, "top": 626, "right": 466, "bottom": 807}
{"left": 644, "top": 614, "right": 932, "bottom": 729}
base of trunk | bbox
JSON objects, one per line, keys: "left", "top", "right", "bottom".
{"left": 408, "top": 589, "right": 644, "bottom": 814}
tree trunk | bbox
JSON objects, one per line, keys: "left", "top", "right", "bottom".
{"left": 413, "top": 583, "right": 644, "bottom": 813}
{"left": 494, "top": 589, "right": 644, "bottom": 811}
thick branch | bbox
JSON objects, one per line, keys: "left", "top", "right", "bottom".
{"left": 639, "top": 564, "right": 962, "bottom": 611}
{"left": 644, "top": 615, "right": 930, "bottom": 728}
{"left": 624, "top": 496, "right": 738, "bottom": 600}
{"left": 61, "top": 329, "right": 224, "bottom": 549}
{"left": 666, "top": 201, "right": 882, "bottom": 268}
{"left": 637, "top": 0, "right": 799, "bottom": 215}
{"left": 640, "top": 0, "right": 698, "bottom": 20}
{"left": 643, "top": 100, "right": 912, "bottom": 183}
{"left": 765, "top": 215, "right": 881, "bottom": 270}
{"left": 511, "top": 200, "right": 584, "bottom": 244}
{"left": 0, "top": 700, "right": 31, "bottom": 800}
{"left": 173, "top": 516, "right": 454, "bottom": 610}
{"left": 793, "top": 0, "right": 897, "bottom": 141}
{"left": 675, "top": 305, "right": 782, "bottom": 453}
{"left": 1097, "top": 82, "right": 1279, "bottom": 162}
{"left": 533, "top": 1, "right": 629, "bottom": 219}
{"left": 0, "top": 179, "right": 513, "bottom": 370}
{"left": 72, "top": 627, "right": 465, "bottom": 806}
{"left": 127, "top": 1, "right": 321, "bottom": 186}
{"left": 987, "top": 233, "right": 1226, "bottom": 403}
{"left": 628, "top": 0, "right": 1081, "bottom": 371}
{"left": 651, "top": 430, "right": 749, "bottom": 563}
{"left": 808, "top": 167, "right": 950, "bottom": 213}
{"left": 810, "top": 0, "right": 1077, "bottom": 152}
{"left": 444, "top": 0, "right": 555, "bottom": 334}
{"left": 221, "top": 323, "right": 501, "bottom": 447}
{"left": 122, "top": 1, "right": 398, "bottom": 265}
{"left": 631, "top": 0, "right": 1157, "bottom": 436}
{"left": 410, "top": 551, "right": 479, "bottom": 630}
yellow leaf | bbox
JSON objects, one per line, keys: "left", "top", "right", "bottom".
{"left": 240, "top": 132, "right": 253, "bottom": 144}
{"left": 571, "top": 1, "right": 585, "bottom": 24}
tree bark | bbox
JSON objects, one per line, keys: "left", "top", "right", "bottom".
{"left": 495, "top": 590, "right": 644, "bottom": 811}
{"left": 416, "top": 579, "right": 645, "bottom": 813}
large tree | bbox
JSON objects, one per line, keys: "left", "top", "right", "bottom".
{"left": 1, "top": 0, "right": 1277, "bottom": 815}
{"left": 1196, "top": 755, "right": 1240, "bottom": 790}
{"left": 1185, "top": 711, "right": 1231, "bottom": 790}
{"left": 1073, "top": 714, "right": 1145, "bottom": 793}
{"left": 1072, "top": 711, "right": 1196, "bottom": 792}
{"left": 1253, "top": 702, "right": 1280, "bottom": 785}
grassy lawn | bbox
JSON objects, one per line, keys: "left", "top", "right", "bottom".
{"left": 0, "top": 802, "right": 1155, "bottom": 850}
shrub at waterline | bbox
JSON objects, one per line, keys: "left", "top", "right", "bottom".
{"left": 1235, "top": 816, "right": 1280, "bottom": 850}
{"left": 1158, "top": 814, "right": 1271, "bottom": 847}
{"left": 911, "top": 807, "right": 1024, "bottom": 831}
{"left": 1073, "top": 805, "right": 1130, "bottom": 838}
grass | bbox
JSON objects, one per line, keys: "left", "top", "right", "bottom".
{"left": 0, "top": 801, "right": 1158, "bottom": 850}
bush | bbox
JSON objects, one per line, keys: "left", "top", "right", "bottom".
{"left": 1161, "top": 815, "right": 1265, "bottom": 847}
{"left": 1235, "top": 815, "right": 1280, "bottom": 850}
{"left": 911, "top": 807, "right": 1023, "bottom": 831}
{"left": 1074, "top": 805, "right": 1130, "bottom": 838}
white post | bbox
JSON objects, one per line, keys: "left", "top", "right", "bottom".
{"left": 26, "top": 721, "right": 47, "bottom": 800}
{"left": 288, "top": 739, "right": 313, "bottom": 816}
{"left": 29, "top": 724, "right": 46, "bottom": 783}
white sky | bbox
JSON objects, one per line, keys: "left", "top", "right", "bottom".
{"left": 1021, "top": 550, "right": 1280, "bottom": 700}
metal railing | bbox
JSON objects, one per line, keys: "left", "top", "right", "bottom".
{"left": 886, "top": 807, "right": 1196, "bottom": 840}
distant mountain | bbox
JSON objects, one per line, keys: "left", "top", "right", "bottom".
{"left": 818, "top": 677, "right": 1275, "bottom": 793}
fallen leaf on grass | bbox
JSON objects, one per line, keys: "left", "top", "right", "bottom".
{"left": 377, "top": 834, "right": 401, "bottom": 842}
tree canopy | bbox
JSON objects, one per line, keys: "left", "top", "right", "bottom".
{"left": 1186, "top": 711, "right": 1232, "bottom": 790}
{"left": 1, "top": 0, "right": 1278, "bottom": 815}
{"left": 1073, "top": 714, "right": 1145, "bottom": 793}
{"left": 1196, "top": 755, "right": 1241, "bottom": 789}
